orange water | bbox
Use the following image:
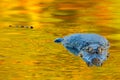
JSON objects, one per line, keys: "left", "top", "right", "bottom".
{"left": 0, "top": 0, "right": 120, "bottom": 80}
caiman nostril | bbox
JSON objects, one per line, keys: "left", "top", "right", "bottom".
{"left": 92, "top": 58, "right": 100, "bottom": 65}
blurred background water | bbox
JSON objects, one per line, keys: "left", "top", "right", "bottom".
{"left": 0, "top": 0, "right": 120, "bottom": 80}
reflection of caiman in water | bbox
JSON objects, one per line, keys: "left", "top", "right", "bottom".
{"left": 55, "top": 33, "right": 110, "bottom": 67}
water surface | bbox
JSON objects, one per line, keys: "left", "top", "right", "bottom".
{"left": 0, "top": 0, "right": 120, "bottom": 80}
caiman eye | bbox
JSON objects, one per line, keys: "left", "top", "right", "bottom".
{"left": 97, "top": 47, "right": 103, "bottom": 54}
{"left": 79, "top": 54, "right": 83, "bottom": 58}
{"left": 86, "top": 47, "right": 93, "bottom": 53}
{"left": 107, "top": 53, "right": 109, "bottom": 58}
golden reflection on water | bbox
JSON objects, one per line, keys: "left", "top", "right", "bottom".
{"left": 0, "top": 0, "right": 120, "bottom": 80}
